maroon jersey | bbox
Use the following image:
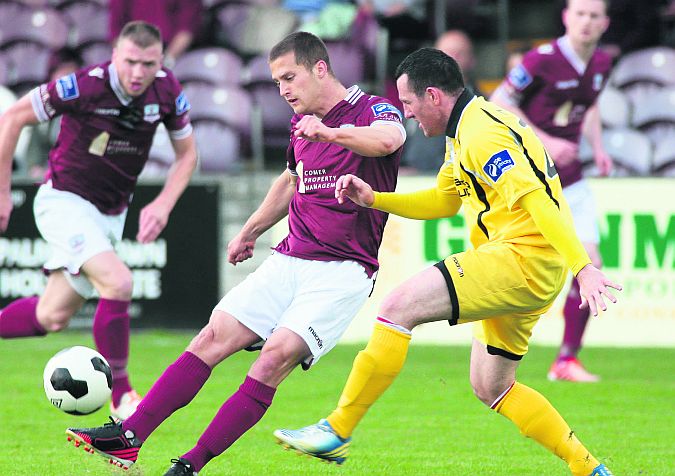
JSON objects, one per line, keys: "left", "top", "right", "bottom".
{"left": 275, "top": 86, "right": 405, "bottom": 277}
{"left": 29, "top": 62, "right": 192, "bottom": 214}
{"left": 503, "top": 36, "right": 611, "bottom": 186}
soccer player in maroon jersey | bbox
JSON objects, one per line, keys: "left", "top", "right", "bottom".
{"left": 491, "top": 0, "right": 612, "bottom": 382}
{"left": 0, "top": 21, "right": 197, "bottom": 419}
{"left": 64, "top": 32, "right": 405, "bottom": 475}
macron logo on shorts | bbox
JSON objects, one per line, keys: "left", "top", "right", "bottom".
{"left": 308, "top": 326, "right": 323, "bottom": 349}
{"left": 483, "top": 150, "right": 515, "bottom": 182}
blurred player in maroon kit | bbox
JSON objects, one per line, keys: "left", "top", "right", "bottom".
{"left": 491, "top": 0, "right": 612, "bottom": 382}
{"left": 0, "top": 21, "right": 197, "bottom": 419}
{"left": 64, "top": 31, "right": 405, "bottom": 475}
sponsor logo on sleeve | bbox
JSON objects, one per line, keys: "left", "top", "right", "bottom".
{"left": 175, "top": 91, "right": 190, "bottom": 115}
{"left": 371, "top": 102, "right": 402, "bottom": 121}
{"left": 507, "top": 64, "right": 532, "bottom": 90}
{"left": 144, "top": 103, "right": 160, "bottom": 123}
{"left": 55, "top": 73, "right": 79, "bottom": 101}
{"left": 483, "top": 149, "right": 515, "bottom": 182}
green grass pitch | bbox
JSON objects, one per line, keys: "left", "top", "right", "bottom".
{"left": 1, "top": 331, "right": 673, "bottom": 475}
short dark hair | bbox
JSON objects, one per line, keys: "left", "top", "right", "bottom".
{"left": 269, "top": 31, "right": 334, "bottom": 76}
{"left": 118, "top": 21, "right": 162, "bottom": 49}
{"left": 395, "top": 48, "right": 464, "bottom": 97}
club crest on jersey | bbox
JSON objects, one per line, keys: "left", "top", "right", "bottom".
{"left": 144, "top": 104, "right": 160, "bottom": 123}
{"left": 507, "top": 64, "right": 532, "bottom": 90}
{"left": 371, "top": 103, "right": 402, "bottom": 120}
{"left": 483, "top": 150, "right": 515, "bottom": 182}
{"left": 175, "top": 91, "right": 190, "bottom": 115}
{"left": 55, "top": 73, "right": 79, "bottom": 101}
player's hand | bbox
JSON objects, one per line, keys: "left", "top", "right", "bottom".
{"left": 227, "top": 232, "right": 255, "bottom": 265}
{"left": 0, "top": 191, "right": 13, "bottom": 234}
{"left": 335, "top": 174, "right": 374, "bottom": 207}
{"left": 576, "top": 264, "right": 622, "bottom": 317}
{"left": 137, "top": 200, "right": 170, "bottom": 243}
{"left": 543, "top": 135, "right": 578, "bottom": 167}
{"left": 594, "top": 149, "right": 613, "bottom": 177}
{"left": 293, "top": 115, "right": 336, "bottom": 143}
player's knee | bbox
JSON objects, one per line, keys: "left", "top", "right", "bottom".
{"left": 189, "top": 324, "right": 217, "bottom": 353}
{"left": 99, "top": 269, "right": 133, "bottom": 300}
{"left": 36, "top": 305, "right": 72, "bottom": 333}
{"left": 379, "top": 292, "right": 416, "bottom": 329}
{"left": 470, "top": 379, "right": 500, "bottom": 407}
{"left": 113, "top": 269, "right": 134, "bottom": 298}
{"left": 253, "top": 346, "right": 301, "bottom": 382}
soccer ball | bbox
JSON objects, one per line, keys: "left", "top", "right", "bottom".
{"left": 43, "top": 346, "right": 112, "bottom": 415}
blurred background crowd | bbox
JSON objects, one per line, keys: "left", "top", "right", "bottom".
{"left": 1, "top": 0, "right": 674, "bottom": 178}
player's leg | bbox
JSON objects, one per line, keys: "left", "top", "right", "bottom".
{"left": 273, "top": 265, "right": 446, "bottom": 463}
{"left": 0, "top": 270, "right": 84, "bottom": 337}
{"left": 66, "top": 310, "right": 261, "bottom": 469}
{"left": 82, "top": 250, "right": 140, "bottom": 418}
{"left": 274, "top": 245, "right": 543, "bottom": 461}
{"left": 177, "top": 328, "right": 309, "bottom": 472}
{"left": 65, "top": 253, "right": 290, "bottom": 468}
{"left": 323, "top": 264, "right": 450, "bottom": 439}
{"left": 2, "top": 182, "right": 91, "bottom": 338}
{"left": 472, "top": 337, "right": 608, "bottom": 476}
{"left": 551, "top": 180, "right": 601, "bottom": 382}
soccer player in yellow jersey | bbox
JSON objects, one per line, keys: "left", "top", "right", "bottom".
{"left": 274, "top": 48, "right": 621, "bottom": 476}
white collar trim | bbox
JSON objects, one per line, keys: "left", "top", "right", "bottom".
{"left": 108, "top": 63, "right": 132, "bottom": 106}
{"left": 345, "top": 85, "right": 364, "bottom": 105}
{"left": 558, "top": 36, "right": 587, "bottom": 76}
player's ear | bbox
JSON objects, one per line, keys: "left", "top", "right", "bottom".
{"left": 314, "top": 60, "right": 328, "bottom": 79}
{"left": 426, "top": 87, "right": 441, "bottom": 104}
{"left": 561, "top": 8, "right": 569, "bottom": 29}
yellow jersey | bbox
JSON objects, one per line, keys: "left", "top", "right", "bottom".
{"left": 373, "top": 89, "right": 590, "bottom": 275}
{"left": 441, "top": 89, "right": 564, "bottom": 250}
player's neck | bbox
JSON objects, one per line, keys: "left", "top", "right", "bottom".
{"left": 314, "top": 81, "right": 348, "bottom": 119}
{"left": 568, "top": 38, "right": 597, "bottom": 64}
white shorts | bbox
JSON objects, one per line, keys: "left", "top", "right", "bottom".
{"left": 214, "top": 253, "right": 374, "bottom": 368}
{"left": 563, "top": 179, "right": 599, "bottom": 244}
{"left": 33, "top": 182, "right": 127, "bottom": 298}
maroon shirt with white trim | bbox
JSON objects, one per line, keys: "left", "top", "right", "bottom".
{"left": 29, "top": 62, "right": 192, "bottom": 214}
{"left": 503, "top": 37, "right": 611, "bottom": 186}
{"left": 274, "top": 86, "right": 405, "bottom": 277}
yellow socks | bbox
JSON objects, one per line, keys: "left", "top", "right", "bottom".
{"left": 494, "top": 382, "right": 599, "bottom": 476}
{"left": 326, "top": 319, "right": 411, "bottom": 438}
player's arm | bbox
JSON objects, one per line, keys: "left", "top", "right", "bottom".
{"left": 517, "top": 189, "right": 590, "bottom": 275}
{"left": 517, "top": 189, "right": 621, "bottom": 315}
{"left": 227, "top": 170, "right": 297, "bottom": 264}
{"left": 335, "top": 172, "right": 462, "bottom": 219}
{"left": 581, "top": 102, "right": 612, "bottom": 176}
{"left": 136, "top": 133, "right": 198, "bottom": 243}
{"left": 0, "top": 94, "right": 40, "bottom": 233}
{"left": 293, "top": 115, "right": 405, "bottom": 157}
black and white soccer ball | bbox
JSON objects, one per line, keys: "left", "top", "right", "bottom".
{"left": 43, "top": 346, "right": 112, "bottom": 415}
